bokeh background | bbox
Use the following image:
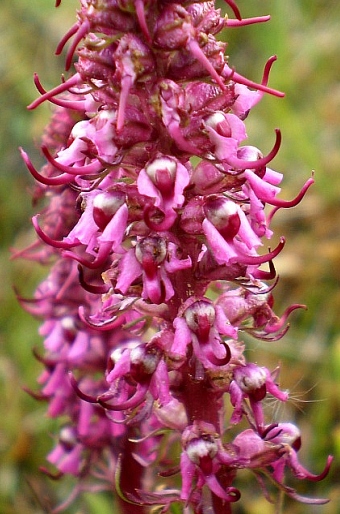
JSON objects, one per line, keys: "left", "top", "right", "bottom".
{"left": 1, "top": 0, "right": 339, "bottom": 512}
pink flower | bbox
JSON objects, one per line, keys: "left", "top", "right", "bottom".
{"left": 116, "top": 237, "right": 191, "bottom": 303}
{"left": 171, "top": 298, "right": 236, "bottom": 369}
{"left": 137, "top": 155, "right": 190, "bottom": 230}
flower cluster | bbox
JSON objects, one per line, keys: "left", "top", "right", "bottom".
{"left": 18, "top": 0, "right": 331, "bottom": 512}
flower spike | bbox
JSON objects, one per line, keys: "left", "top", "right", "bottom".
{"left": 33, "top": 73, "right": 87, "bottom": 110}
{"left": 226, "top": 15, "right": 271, "bottom": 27}
{"left": 55, "top": 22, "right": 79, "bottom": 58}
{"left": 224, "top": 63, "right": 285, "bottom": 98}
{"left": 77, "top": 265, "right": 110, "bottom": 295}
{"left": 27, "top": 73, "right": 82, "bottom": 110}
{"left": 62, "top": 241, "right": 113, "bottom": 269}
{"left": 237, "top": 236, "right": 286, "bottom": 265}
{"left": 57, "top": 21, "right": 90, "bottom": 71}
{"left": 187, "top": 39, "right": 226, "bottom": 91}
{"left": 98, "top": 384, "right": 149, "bottom": 411}
{"left": 20, "top": 147, "right": 74, "bottom": 185}
{"left": 68, "top": 373, "right": 99, "bottom": 403}
{"left": 227, "top": 129, "right": 282, "bottom": 170}
{"left": 41, "top": 145, "right": 105, "bottom": 176}
{"left": 19, "top": 0, "right": 332, "bottom": 511}
{"left": 32, "top": 215, "right": 79, "bottom": 249}
{"left": 134, "top": 0, "right": 151, "bottom": 43}
{"left": 223, "top": 0, "right": 241, "bottom": 20}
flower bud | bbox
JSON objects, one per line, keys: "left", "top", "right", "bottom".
{"left": 130, "top": 343, "right": 162, "bottom": 381}
{"left": 135, "top": 237, "right": 167, "bottom": 271}
{"left": 233, "top": 363, "right": 267, "bottom": 401}
{"left": 184, "top": 300, "right": 216, "bottom": 343}
{"left": 93, "top": 191, "right": 126, "bottom": 230}
{"left": 186, "top": 436, "right": 218, "bottom": 466}
{"left": 145, "top": 157, "right": 177, "bottom": 195}
{"left": 60, "top": 316, "right": 78, "bottom": 343}
{"left": 204, "top": 196, "right": 241, "bottom": 240}
{"left": 266, "top": 422, "right": 302, "bottom": 451}
{"left": 59, "top": 426, "right": 78, "bottom": 449}
{"left": 237, "top": 145, "right": 265, "bottom": 177}
{"left": 205, "top": 111, "right": 232, "bottom": 136}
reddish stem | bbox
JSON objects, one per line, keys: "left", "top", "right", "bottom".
{"left": 181, "top": 363, "right": 224, "bottom": 431}
{"left": 116, "top": 435, "right": 147, "bottom": 514}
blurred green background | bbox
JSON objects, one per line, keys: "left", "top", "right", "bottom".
{"left": 0, "top": 0, "right": 339, "bottom": 513}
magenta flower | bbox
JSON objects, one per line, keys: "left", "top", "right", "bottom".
{"left": 17, "top": 0, "right": 331, "bottom": 512}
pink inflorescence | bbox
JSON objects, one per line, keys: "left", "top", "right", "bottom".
{"left": 18, "top": 1, "right": 331, "bottom": 512}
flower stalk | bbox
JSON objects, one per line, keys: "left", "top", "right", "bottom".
{"left": 18, "top": 0, "right": 331, "bottom": 512}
